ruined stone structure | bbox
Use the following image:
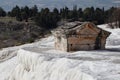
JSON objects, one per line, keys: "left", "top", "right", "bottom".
{"left": 52, "top": 22, "right": 111, "bottom": 52}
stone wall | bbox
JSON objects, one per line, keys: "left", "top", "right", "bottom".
{"left": 54, "top": 31, "right": 108, "bottom": 51}
{"left": 67, "top": 35, "right": 97, "bottom": 51}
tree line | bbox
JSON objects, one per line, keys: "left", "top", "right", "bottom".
{"left": 0, "top": 5, "right": 119, "bottom": 29}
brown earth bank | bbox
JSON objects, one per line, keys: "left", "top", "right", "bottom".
{"left": 0, "top": 21, "right": 50, "bottom": 49}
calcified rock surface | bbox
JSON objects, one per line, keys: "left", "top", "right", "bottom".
{"left": 9, "top": 49, "right": 95, "bottom": 80}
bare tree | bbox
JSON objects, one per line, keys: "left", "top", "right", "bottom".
{"left": 108, "top": 8, "right": 120, "bottom": 28}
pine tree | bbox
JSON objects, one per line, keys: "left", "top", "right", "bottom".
{"left": 72, "top": 5, "right": 78, "bottom": 20}
{"left": 0, "top": 7, "right": 6, "bottom": 17}
{"left": 78, "top": 8, "right": 83, "bottom": 20}
{"left": 30, "top": 5, "right": 38, "bottom": 17}
{"left": 10, "top": 5, "right": 20, "bottom": 17}
{"left": 95, "top": 8, "right": 104, "bottom": 24}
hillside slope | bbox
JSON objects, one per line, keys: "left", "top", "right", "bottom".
{"left": 0, "top": 21, "right": 44, "bottom": 48}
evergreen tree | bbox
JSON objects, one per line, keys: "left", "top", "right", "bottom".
{"left": 53, "top": 8, "right": 59, "bottom": 15}
{"left": 78, "top": 8, "right": 83, "bottom": 20}
{"left": 83, "top": 7, "right": 95, "bottom": 21}
{"left": 83, "top": 7, "right": 91, "bottom": 21}
{"left": 95, "top": 8, "right": 104, "bottom": 24}
{"left": 0, "top": 7, "right": 6, "bottom": 17}
{"left": 72, "top": 5, "right": 78, "bottom": 20}
{"left": 30, "top": 5, "right": 38, "bottom": 17}
{"left": 10, "top": 5, "right": 20, "bottom": 17}
{"left": 20, "top": 6, "right": 30, "bottom": 22}
{"left": 35, "top": 8, "right": 60, "bottom": 29}
{"left": 60, "top": 7, "right": 69, "bottom": 19}
{"left": 53, "top": 8, "right": 60, "bottom": 24}
{"left": 90, "top": 7, "right": 95, "bottom": 21}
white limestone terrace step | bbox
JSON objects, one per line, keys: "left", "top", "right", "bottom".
{"left": 10, "top": 47, "right": 120, "bottom": 80}
{"left": 9, "top": 48, "right": 95, "bottom": 80}
{"left": 21, "top": 47, "right": 120, "bottom": 63}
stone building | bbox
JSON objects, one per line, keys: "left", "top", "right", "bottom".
{"left": 52, "top": 21, "right": 111, "bottom": 52}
